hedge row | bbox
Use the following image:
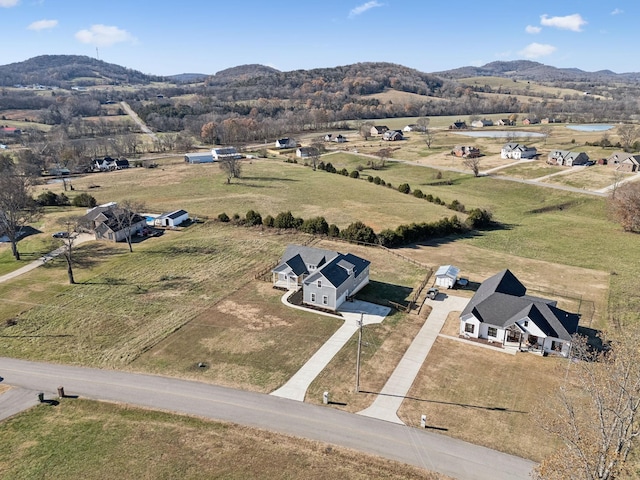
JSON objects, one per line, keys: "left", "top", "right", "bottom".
{"left": 218, "top": 207, "right": 494, "bottom": 249}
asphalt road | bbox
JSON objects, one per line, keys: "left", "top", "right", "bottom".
{"left": 0, "top": 357, "right": 535, "bottom": 479}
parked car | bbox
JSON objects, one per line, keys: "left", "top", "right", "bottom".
{"left": 52, "top": 231, "right": 70, "bottom": 238}
{"left": 426, "top": 287, "right": 439, "bottom": 300}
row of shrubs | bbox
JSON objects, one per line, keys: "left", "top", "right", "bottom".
{"left": 315, "top": 161, "right": 466, "bottom": 214}
{"left": 218, "top": 208, "right": 494, "bottom": 248}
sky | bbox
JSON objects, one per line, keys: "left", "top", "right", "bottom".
{"left": 1, "top": 0, "right": 638, "bottom": 76}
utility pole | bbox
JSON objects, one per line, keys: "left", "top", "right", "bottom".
{"left": 355, "top": 312, "right": 363, "bottom": 393}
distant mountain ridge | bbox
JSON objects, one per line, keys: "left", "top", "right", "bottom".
{"left": 434, "top": 60, "right": 640, "bottom": 83}
{"left": 1, "top": 55, "right": 640, "bottom": 87}
{"left": 0, "top": 55, "right": 164, "bottom": 87}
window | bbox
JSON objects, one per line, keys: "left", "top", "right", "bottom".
{"left": 464, "top": 323, "right": 474, "bottom": 334}
{"left": 487, "top": 327, "right": 498, "bottom": 338}
{"left": 523, "top": 320, "right": 529, "bottom": 327}
{"left": 310, "top": 293, "right": 316, "bottom": 302}
{"left": 317, "top": 280, "right": 322, "bottom": 288}
{"left": 322, "top": 296, "right": 328, "bottom": 305}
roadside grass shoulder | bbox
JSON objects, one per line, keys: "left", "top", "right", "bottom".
{"left": 0, "top": 399, "right": 443, "bottom": 479}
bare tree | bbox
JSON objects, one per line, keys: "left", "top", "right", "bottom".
{"left": 540, "top": 125, "right": 552, "bottom": 145}
{"left": 608, "top": 181, "right": 640, "bottom": 232}
{"left": 53, "top": 220, "right": 80, "bottom": 284}
{"left": 423, "top": 128, "right": 436, "bottom": 149}
{"left": 309, "top": 139, "right": 325, "bottom": 170}
{"left": 219, "top": 156, "right": 243, "bottom": 184}
{"left": 534, "top": 331, "right": 640, "bottom": 480}
{"left": 0, "top": 155, "right": 41, "bottom": 260}
{"left": 416, "top": 117, "right": 430, "bottom": 133}
{"left": 114, "top": 200, "right": 146, "bottom": 253}
{"left": 372, "top": 148, "right": 391, "bottom": 170}
{"left": 462, "top": 157, "right": 482, "bottom": 177}
{"left": 617, "top": 124, "right": 638, "bottom": 151}
{"left": 359, "top": 122, "right": 373, "bottom": 140}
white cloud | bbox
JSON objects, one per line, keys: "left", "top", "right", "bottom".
{"left": 75, "top": 24, "right": 135, "bottom": 47}
{"left": 540, "top": 13, "right": 587, "bottom": 32}
{"left": 611, "top": 8, "right": 623, "bottom": 15}
{"left": 0, "top": 0, "right": 20, "bottom": 7}
{"left": 525, "top": 25, "right": 541, "bottom": 34}
{"left": 519, "top": 43, "right": 557, "bottom": 59}
{"left": 28, "top": 19, "right": 58, "bottom": 31}
{"left": 349, "top": 1, "right": 383, "bottom": 18}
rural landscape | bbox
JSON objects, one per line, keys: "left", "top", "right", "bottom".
{"left": 1, "top": 52, "right": 640, "bottom": 479}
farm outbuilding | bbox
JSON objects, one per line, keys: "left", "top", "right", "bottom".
{"left": 435, "top": 265, "right": 460, "bottom": 289}
{"left": 184, "top": 152, "right": 214, "bottom": 164}
{"left": 154, "top": 209, "right": 189, "bottom": 227}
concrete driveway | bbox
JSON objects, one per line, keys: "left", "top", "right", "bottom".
{"left": 271, "top": 296, "right": 390, "bottom": 401}
{"left": 359, "top": 293, "right": 468, "bottom": 424}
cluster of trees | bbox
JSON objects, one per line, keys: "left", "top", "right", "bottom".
{"left": 609, "top": 182, "right": 640, "bottom": 233}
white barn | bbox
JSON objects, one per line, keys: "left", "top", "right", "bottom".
{"left": 185, "top": 152, "right": 214, "bottom": 164}
{"left": 154, "top": 209, "right": 189, "bottom": 227}
{"left": 435, "top": 265, "right": 460, "bottom": 289}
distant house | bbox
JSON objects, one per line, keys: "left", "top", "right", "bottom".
{"left": 382, "top": 130, "right": 404, "bottom": 141}
{"left": 185, "top": 152, "right": 214, "bottom": 164}
{"left": 78, "top": 204, "right": 146, "bottom": 242}
{"left": 496, "top": 119, "right": 514, "bottom": 126}
{"left": 324, "top": 134, "right": 333, "bottom": 142}
{"left": 452, "top": 145, "right": 480, "bottom": 158}
{"left": 522, "top": 118, "right": 540, "bottom": 125}
{"left": 547, "top": 150, "right": 590, "bottom": 166}
{"left": 459, "top": 269, "right": 580, "bottom": 357}
{"left": 333, "top": 134, "right": 347, "bottom": 143}
{"left": 607, "top": 152, "right": 640, "bottom": 172}
{"left": 449, "top": 121, "right": 468, "bottom": 130}
{"left": 154, "top": 209, "right": 189, "bottom": 227}
{"left": 93, "top": 157, "right": 129, "bottom": 171}
{"left": 370, "top": 125, "right": 389, "bottom": 136}
{"left": 0, "top": 127, "right": 22, "bottom": 136}
{"left": 471, "top": 119, "right": 494, "bottom": 128}
{"left": 275, "top": 138, "right": 297, "bottom": 149}
{"left": 212, "top": 147, "right": 241, "bottom": 161}
{"left": 501, "top": 143, "right": 537, "bottom": 160}
{"left": 272, "top": 245, "right": 370, "bottom": 312}
{"left": 435, "top": 265, "right": 460, "bottom": 289}
{"left": 296, "top": 146, "right": 319, "bottom": 158}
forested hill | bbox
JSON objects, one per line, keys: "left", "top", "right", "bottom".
{"left": 0, "top": 55, "right": 164, "bottom": 87}
{"left": 204, "top": 62, "right": 445, "bottom": 99}
{"left": 435, "top": 60, "right": 640, "bottom": 83}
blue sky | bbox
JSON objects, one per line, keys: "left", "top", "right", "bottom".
{"left": 0, "top": 0, "right": 637, "bottom": 76}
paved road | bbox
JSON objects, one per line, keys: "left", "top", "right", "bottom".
{"left": 359, "top": 293, "right": 469, "bottom": 423}
{"left": 0, "top": 233, "right": 94, "bottom": 284}
{"left": 0, "top": 357, "right": 535, "bottom": 480}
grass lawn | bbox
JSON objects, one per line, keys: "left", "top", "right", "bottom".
{"left": 493, "top": 161, "right": 565, "bottom": 179}
{"left": 0, "top": 399, "right": 444, "bottom": 480}
{"left": 544, "top": 165, "right": 636, "bottom": 190}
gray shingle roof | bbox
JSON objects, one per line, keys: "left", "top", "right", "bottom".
{"left": 462, "top": 269, "right": 579, "bottom": 340}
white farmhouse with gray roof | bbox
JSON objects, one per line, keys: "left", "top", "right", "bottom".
{"left": 501, "top": 143, "right": 537, "bottom": 160}
{"left": 459, "top": 269, "right": 579, "bottom": 356}
{"left": 272, "top": 245, "right": 370, "bottom": 311}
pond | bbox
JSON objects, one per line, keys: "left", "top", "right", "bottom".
{"left": 566, "top": 124, "right": 614, "bottom": 132}
{"left": 453, "top": 131, "right": 545, "bottom": 138}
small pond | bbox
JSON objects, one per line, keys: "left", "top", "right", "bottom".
{"left": 453, "top": 131, "right": 545, "bottom": 138}
{"left": 566, "top": 124, "right": 614, "bottom": 132}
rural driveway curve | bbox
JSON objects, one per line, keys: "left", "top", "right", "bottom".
{"left": 0, "top": 357, "right": 535, "bottom": 480}
{"left": 0, "top": 233, "right": 95, "bottom": 284}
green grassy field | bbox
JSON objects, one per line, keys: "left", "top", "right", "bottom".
{"left": 0, "top": 399, "right": 443, "bottom": 479}
{"left": 2, "top": 137, "right": 640, "bottom": 463}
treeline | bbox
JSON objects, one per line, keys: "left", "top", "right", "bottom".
{"left": 217, "top": 207, "right": 493, "bottom": 248}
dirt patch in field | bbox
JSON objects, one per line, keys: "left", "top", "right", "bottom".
{"left": 216, "top": 299, "right": 292, "bottom": 330}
